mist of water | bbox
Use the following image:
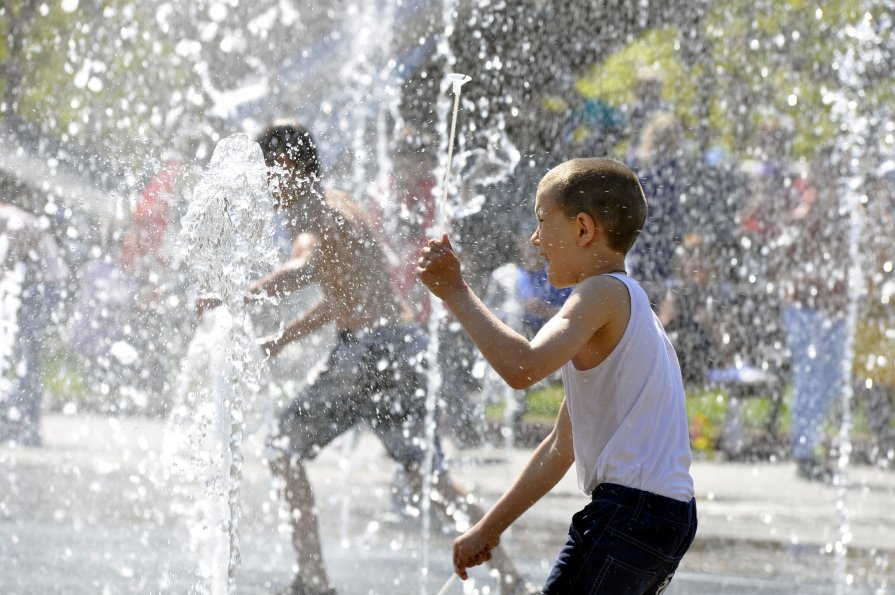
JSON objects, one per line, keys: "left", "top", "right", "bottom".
{"left": 3, "top": 1, "right": 895, "bottom": 593}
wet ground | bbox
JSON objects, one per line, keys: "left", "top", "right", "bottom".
{"left": 1, "top": 413, "right": 893, "bottom": 594}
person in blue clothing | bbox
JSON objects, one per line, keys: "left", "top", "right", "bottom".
{"left": 516, "top": 240, "right": 573, "bottom": 337}
{"left": 773, "top": 148, "right": 849, "bottom": 481}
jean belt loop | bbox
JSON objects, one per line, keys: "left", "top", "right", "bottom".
{"left": 632, "top": 491, "right": 646, "bottom": 522}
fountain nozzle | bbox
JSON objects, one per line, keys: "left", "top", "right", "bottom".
{"left": 446, "top": 73, "right": 471, "bottom": 94}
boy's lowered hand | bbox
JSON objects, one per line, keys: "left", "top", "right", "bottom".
{"left": 453, "top": 525, "right": 500, "bottom": 580}
{"left": 417, "top": 234, "right": 465, "bottom": 300}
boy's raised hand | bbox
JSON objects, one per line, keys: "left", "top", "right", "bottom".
{"left": 417, "top": 234, "right": 465, "bottom": 300}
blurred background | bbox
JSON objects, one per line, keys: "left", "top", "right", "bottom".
{"left": 0, "top": 0, "right": 893, "bottom": 593}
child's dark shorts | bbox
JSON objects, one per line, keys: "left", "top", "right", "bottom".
{"left": 267, "top": 326, "right": 441, "bottom": 471}
{"left": 543, "top": 483, "right": 697, "bottom": 594}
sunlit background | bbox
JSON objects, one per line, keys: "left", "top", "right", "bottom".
{"left": 1, "top": 0, "right": 893, "bottom": 593}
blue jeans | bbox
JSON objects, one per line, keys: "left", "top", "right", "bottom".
{"left": 2, "top": 281, "right": 57, "bottom": 443}
{"left": 543, "top": 484, "right": 697, "bottom": 594}
{"left": 782, "top": 306, "right": 847, "bottom": 461}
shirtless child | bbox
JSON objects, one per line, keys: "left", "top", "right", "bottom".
{"left": 247, "top": 122, "right": 531, "bottom": 595}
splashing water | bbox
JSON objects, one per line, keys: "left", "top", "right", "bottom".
{"left": 452, "top": 125, "right": 522, "bottom": 220}
{"left": 438, "top": 73, "right": 471, "bottom": 235}
{"left": 415, "top": 5, "right": 474, "bottom": 589}
{"left": 6, "top": 1, "right": 895, "bottom": 593}
{"left": 420, "top": 69, "right": 471, "bottom": 594}
{"left": 178, "top": 133, "right": 279, "bottom": 307}
{"left": 163, "top": 133, "right": 278, "bottom": 594}
{"left": 827, "top": 12, "right": 875, "bottom": 591}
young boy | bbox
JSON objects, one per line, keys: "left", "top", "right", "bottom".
{"left": 245, "top": 122, "right": 530, "bottom": 595}
{"left": 417, "top": 158, "right": 697, "bottom": 593}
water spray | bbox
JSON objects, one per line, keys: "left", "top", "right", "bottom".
{"left": 419, "top": 72, "right": 470, "bottom": 595}
{"left": 435, "top": 572, "right": 458, "bottom": 595}
{"left": 173, "top": 134, "right": 278, "bottom": 594}
{"left": 438, "top": 73, "right": 471, "bottom": 235}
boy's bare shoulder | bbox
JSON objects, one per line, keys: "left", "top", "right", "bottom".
{"left": 569, "top": 274, "right": 630, "bottom": 312}
{"left": 326, "top": 187, "right": 376, "bottom": 229}
{"left": 573, "top": 273, "right": 629, "bottom": 295}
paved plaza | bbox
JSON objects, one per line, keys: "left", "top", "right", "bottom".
{"left": 1, "top": 413, "right": 893, "bottom": 594}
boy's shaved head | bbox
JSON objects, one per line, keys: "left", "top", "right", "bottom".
{"left": 539, "top": 158, "right": 647, "bottom": 254}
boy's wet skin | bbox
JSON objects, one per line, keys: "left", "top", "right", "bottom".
{"left": 247, "top": 122, "right": 530, "bottom": 595}
{"left": 255, "top": 172, "right": 403, "bottom": 358}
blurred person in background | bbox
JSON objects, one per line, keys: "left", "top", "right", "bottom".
{"left": 68, "top": 160, "right": 191, "bottom": 414}
{"left": 484, "top": 235, "right": 572, "bottom": 438}
{"left": 483, "top": 236, "right": 574, "bottom": 336}
{"left": 123, "top": 160, "right": 193, "bottom": 408}
{"left": 660, "top": 148, "right": 750, "bottom": 389}
{"left": 0, "top": 202, "right": 67, "bottom": 446}
{"left": 853, "top": 167, "right": 895, "bottom": 460}
{"left": 624, "top": 67, "right": 673, "bottom": 163}
{"left": 773, "top": 147, "right": 849, "bottom": 481}
{"left": 381, "top": 127, "right": 437, "bottom": 325}
{"left": 732, "top": 118, "right": 796, "bottom": 388}
{"left": 661, "top": 233, "right": 721, "bottom": 388}
{"left": 626, "top": 111, "right": 687, "bottom": 311}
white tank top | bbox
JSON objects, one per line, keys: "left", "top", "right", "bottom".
{"left": 562, "top": 273, "right": 694, "bottom": 502}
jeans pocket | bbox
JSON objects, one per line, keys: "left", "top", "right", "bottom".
{"left": 572, "top": 500, "right": 619, "bottom": 543}
{"left": 606, "top": 512, "right": 692, "bottom": 564}
{"left": 589, "top": 555, "right": 655, "bottom": 595}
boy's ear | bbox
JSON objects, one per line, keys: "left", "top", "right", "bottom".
{"left": 576, "top": 212, "right": 598, "bottom": 246}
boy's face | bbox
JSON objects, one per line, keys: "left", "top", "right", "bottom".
{"left": 265, "top": 153, "right": 315, "bottom": 213}
{"left": 531, "top": 189, "right": 579, "bottom": 288}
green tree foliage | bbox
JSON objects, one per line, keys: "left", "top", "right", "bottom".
{"left": 575, "top": 28, "right": 700, "bottom": 132}
{"left": 0, "top": 0, "right": 206, "bottom": 173}
{"left": 570, "top": 0, "right": 894, "bottom": 161}
{"left": 0, "top": 0, "right": 365, "bottom": 175}
{"left": 706, "top": 0, "right": 855, "bottom": 158}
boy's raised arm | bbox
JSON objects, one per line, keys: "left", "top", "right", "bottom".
{"left": 417, "top": 234, "right": 620, "bottom": 389}
{"left": 250, "top": 232, "right": 318, "bottom": 298}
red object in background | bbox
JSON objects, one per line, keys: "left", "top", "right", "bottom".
{"left": 132, "top": 161, "right": 177, "bottom": 257}
{"left": 388, "top": 175, "right": 436, "bottom": 324}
